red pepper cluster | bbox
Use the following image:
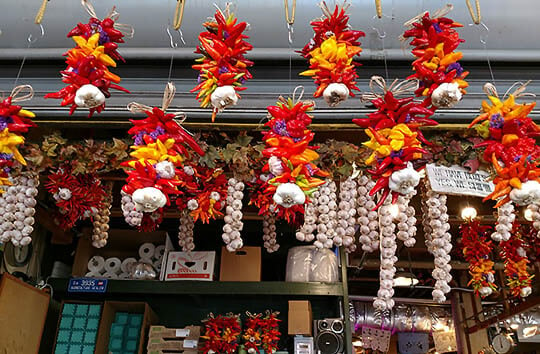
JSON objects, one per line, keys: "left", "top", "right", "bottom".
{"left": 459, "top": 221, "right": 497, "bottom": 296}
{"left": 191, "top": 8, "right": 253, "bottom": 120}
{"left": 499, "top": 221, "right": 534, "bottom": 298}
{"left": 353, "top": 91, "right": 434, "bottom": 208}
{"left": 45, "top": 14, "right": 129, "bottom": 116}
{"left": 522, "top": 224, "right": 540, "bottom": 262}
{"left": 45, "top": 166, "right": 107, "bottom": 230}
{"left": 299, "top": 4, "right": 365, "bottom": 98}
{"left": 201, "top": 314, "right": 242, "bottom": 354}
{"left": 402, "top": 11, "right": 468, "bottom": 108}
{"left": 0, "top": 96, "right": 36, "bottom": 186}
{"left": 243, "top": 312, "right": 281, "bottom": 354}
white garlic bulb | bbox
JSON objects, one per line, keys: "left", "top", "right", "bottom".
{"left": 491, "top": 202, "right": 515, "bottom": 242}
{"left": 74, "top": 84, "right": 106, "bottom": 108}
{"left": 121, "top": 190, "right": 143, "bottom": 227}
{"left": 210, "top": 85, "right": 238, "bottom": 112}
{"left": 431, "top": 82, "right": 462, "bottom": 108}
{"left": 323, "top": 83, "right": 350, "bottom": 107}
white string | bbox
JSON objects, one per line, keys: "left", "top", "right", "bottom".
{"left": 470, "top": 21, "right": 495, "bottom": 85}
{"left": 14, "top": 24, "right": 44, "bottom": 88}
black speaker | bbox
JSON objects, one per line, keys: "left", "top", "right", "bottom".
{"left": 314, "top": 319, "right": 344, "bottom": 354}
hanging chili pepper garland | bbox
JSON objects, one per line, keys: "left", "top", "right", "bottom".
{"left": 257, "top": 91, "right": 328, "bottom": 223}
{"left": 191, "top": 4, "right": 253, "bottom": 122}
{"left": 500, "top": 222, "right": 534, "bottom": 298}
{"left": 402, "top": 4, "right": 469, "bottom": 109}
{"left": 300, "top": 1, "right": 365, "bottom": 106}
{"left": 468, "top": 83, "right": 540, "bottom": 208}
{"left": 0, "top": 85, "right": 36, "bottom": 190}
{"left": 122, "top": 83, "right": 204, "bottom": 230}
{"left": 242, "top": 311, "right": 281, "bottom": 354}
{"left": 459, "top": 221, "right": 497, "bottom": 297}
{"left": 45, "top": 2, "right": 131, "bottom": 116}
{"left": 201, "top": 313, "right": 242, "bottom": 354}
{"left": 354, "top": 77, "right": 434, "bottom": 209}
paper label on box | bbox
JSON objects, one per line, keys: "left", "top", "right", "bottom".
{"left": 426, "top": 164, "right": 494, "bottom": 197}
{"left": 184, "top": 339, "right": 198, "bottom": 348}
{"left": 362, "top": 327, "right": 391, "bottom": 352}
{"left": 176, "top": 328, "right": 190, "bottom": 337}
{"left": 165, "top": 251, "right": 216, "bottom": 281}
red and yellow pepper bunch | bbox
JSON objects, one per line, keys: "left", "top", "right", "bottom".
{"left": 459, "top": 221, "right": 497, "bottom": 297}
{"left": 191, "top": 7, "right": 253, "bottom": 121}
{"left": 0, "top": 94, "right": 35, "bottom": 189}
{"left": 353, "top": 83, "right": 435, "bottom": 207}
{"left": 500, "top": 222, "right": 534, "bottom": 298}
{"left": 300, "top": 3, "right": 364, "bottom": 106}
{"left": 45, "top": 10, "right": 129, "bottom": 116}
{"left": 402, "top": 10, "right": 468, "bottom": 108}
{"left": 243, "top": 312, "right": 281, "bottom": 354}
{"left": 201, "top": 314, "right": 242, "bottom": 354}
{"left": 468, "top": 88, "right": 540, "bottom": 207}
{"left": 256, "top": 96, "right": 328, "bottom": 222}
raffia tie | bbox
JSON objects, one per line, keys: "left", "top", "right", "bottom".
{"left": 361, "top": 75, "right": 419, "bottom": 102}
{"left": 10, "top": 85, "right": 34, "bottom": 103}
{"left": 465, "top": 0, "right": 482, "bottom": 25}
{"left": 483, "top": 81, "right": 535, "bottom": 100}
{"left": 127, "top": 82, "right": 186, "bottom": 122}
{"left": 81, "top": 0, "right": 134, "bottom": 38}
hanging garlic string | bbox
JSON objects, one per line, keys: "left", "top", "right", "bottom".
{"left": 222, "top": 177, "right": 245, "bottom": 252}
{"left": 263, "top": 213, "right": 279, "bottom": 253}
{"left": 91, "top": 182, "right": 112, "bottom": 248}
{"left": 357, "top": 175, "right": 379, "bottom": 252}
{"left": 121, "top": 190, "right": 143, "bottom": 227}
{"left": 314, "top": 180, "right": 338, "bottom": 249}
{"left": 395, "top": 191, "right": 417, "bottom": 248}
{"left": 178, "top": 209, "right": 195, "bottom": 251}
{"left": 338, "top": 177, "right": 358, "bottom": 252}
{"left": 296, "top": 189, "right": 318, "bottom": 243}
{"left": 491, "top": 202, "right": 515, "bottom": 242}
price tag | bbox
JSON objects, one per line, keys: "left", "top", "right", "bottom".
{"left": 183, "top": 339, "right": 198, "bottom": 349}
{"left": 68, "top": 277, "right": 108, "bottom": 293}
{"left": 176, "top": 328, "right": 190, "bottom": 337}
{"left": 426, "top": 164, "right": 494, "bottom": 197}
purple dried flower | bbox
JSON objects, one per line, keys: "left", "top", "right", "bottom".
{"left": 489, "top": 114, "right": 504, "bottom": 129}
{"left": 134, "top": 132, "right": 146, "bottom": 146}
{"left": 432, "top": 23, "right": 442, "bottom": 33}
{"left": 219, "top": 66, "right": 229, "bottom": 74}
{"left": 272, "top": 120, "right": 290, "bottom": 137}
{"left": 447, "top": 62, "right": 464, "bottom": 76}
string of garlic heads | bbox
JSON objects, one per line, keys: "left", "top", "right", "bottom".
{"left": 314, "top": 180, "right": 338, "bottom": 249}
{"left": 395, "top": 191, "right": 417, "bottom": 248}
{"left": 121, "top": 190, "right": 143, "bottom": 227}
{"left": 178, "top": 209, "right": 195, "bottom": 251}
{"left": 491, "top": 202, "right": 514, "bottom": 242}
{"left": 296, "top": 190, "right": 318, "bottom": 243}
{"left": 91, "top": 183, "right": 112, "bottom": 248}
{"left": 263, "top": 213, "right": 279, "bottom": 253}
{"left": 356, "top": 176, "right": 379, "bottom": 252}
{"left": 222, "top": 177, "right": 244, "bottom": 252}
{"left": 526, "top": 203, "right": 540, "bottom": 236}
{"left": 338, "top": 177, "right": 358, "bottom": 251}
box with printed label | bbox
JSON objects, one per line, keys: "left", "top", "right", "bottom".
{"left": 164, "top": 251, "right": 216, "bottom": 281}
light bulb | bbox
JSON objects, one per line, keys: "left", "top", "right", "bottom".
{"left": 522, "top": 325, "right": 538, "bottom": 338}
{"left": 510, "top": 323, "right": 519, "bottom": 330}
{"left": 461, "top": 206, "right": 477, "bottom": 220}
{"left": 524, "top": 208, "right": 534, "bottom": 222}
{"left": 353, "top": 340, "right": 364, "bottom": 347}
{"left": 389, "top": 203, "right": 400, "bottom": 219}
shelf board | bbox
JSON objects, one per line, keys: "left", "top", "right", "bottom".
{"left": 48, "top": 278, "right": 344, "bottom": 296}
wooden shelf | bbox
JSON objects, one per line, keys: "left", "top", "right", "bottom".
{"left": 48, "top": 278, "right": 344, "bottom": 296}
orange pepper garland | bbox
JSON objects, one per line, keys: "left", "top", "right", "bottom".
{"left": 499, "top": 222, "right": 534, "bottom": 298}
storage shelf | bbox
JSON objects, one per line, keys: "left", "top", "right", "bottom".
{"left": 48, "top": 278, "right": 344, "bottom": 296}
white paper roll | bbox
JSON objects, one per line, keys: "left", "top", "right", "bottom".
{"left": 103, "top": 272, "right": 119, "bottom": 279}
{"left": 139, "top": 243, "right": 156, "bottom": 259}
{"left": 104, "top": 257, "right": 122, "bottom": 274}
{"left": 154, "top": 245, "right": 166, "bottom": 260}
{"left": 153, "top": 259, "right": 162, "bottom": 271}
{"left": 139, "top": 257, "right": 153, "bottom": 265}
{"left": 121, "top": 257, "right": 137, "bottom": 273}
{"left": 87, "top": 256, "right": 105, "bottom": 273}
{"left": 85, "top": 271, "right": 102, "bottom": 277}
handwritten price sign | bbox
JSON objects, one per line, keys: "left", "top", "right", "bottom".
{"left": 426, "top": 164, "right": 494, "bottom": 197}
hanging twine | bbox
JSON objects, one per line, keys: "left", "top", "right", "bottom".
{"left": 81, "top": 0, "right": 134, "bottom": 38}
{"left": 361, "top": 76, "right": 418, "bottom": 102}
{"left": 465, "top": 0, "right": 481, "bottom": 25}
{"left": 284, "top": 0, "right": 296, "bottom": 25}
{"left": 375, "top": 0, "right": 382, "bottom": 19}
{"left": 34, "top": 0, "right": 49, "bottom": 24}
{"left": 483, "top": 81, "right": 535, "bottom": 100}
{"left": 173, "top": 0, "right": 186, "bottom": 30}
{"left": 10, "top": 85, "right": 34, "bottom": 103}
{"left": 127, "top": 82, "right": 186, "bottom": 121}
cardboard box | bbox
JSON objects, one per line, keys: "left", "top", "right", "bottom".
{"left": 0, "top": 274, "right": 50, "bottom": 354}
{"left": 165, "top": 251, "right": 216, "bottom": 281}
{"left": 96, "top": 301, "right": 158, "bottom": 354}
{"left": 147, "top": 325, "right": 200, "bottom": 354}
{"left": 72, "top": 229, "right": 172, "bottom": 281}
{"left": 219, "top": 246, "right": 261, "bottom": 281}
{"left": 288, "top": 301, "right": 312, "bottom": 336}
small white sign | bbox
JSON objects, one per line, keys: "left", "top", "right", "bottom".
{"left": 176, "top": 328, "right": 190, "bottom": 337}
{"left": 426, "top": 164, "right": 494, "bottom": 197}
{"left": 183, "top": 339, "right": 198, "bottom": 349}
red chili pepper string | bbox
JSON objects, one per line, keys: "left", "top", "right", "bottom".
{"left": 202, "top": 314, "right": 242, "bottom": 354}
{"left": 459, "top": 221, "right": 497, "bottom": 296}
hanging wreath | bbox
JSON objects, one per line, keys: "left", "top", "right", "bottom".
{"left": 500, "top": 222, "right": 534, "bottom": 298}
{"left": 402, "top": 4, "right": 469, "bottom": 109}
{"left": 45, "top": 1, "right": 132, "bottom": 116}
{"left": 191, "top": 4, "right": 253, "bottom": 121}
{"left": 459, "top": 221, "right": 496, "bottom": 297}
{"left": 300, "top": 1, "right": 364, "bottom": 106}
{"left": 201, "top": 313, "right": 242, "bottom": 354}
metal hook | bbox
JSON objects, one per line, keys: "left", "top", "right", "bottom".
{"left": 287, "top": 23, "right": 294, "bottom": 45}
{"left": 371, "top": 15, "right": 387, "bottom": 39}
{"left": 27, "top": 23, "right": 45, "bottom": 44}
{"left": 166, "top": 25, "right": 185, "bottom": 47}
{"left": 469, "top": 21, "right": 489, "bottom": 44}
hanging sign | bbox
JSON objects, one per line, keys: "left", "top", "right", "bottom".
{"left": 68, "top": 277, "right": 108, "bottom": 293}
{"left": 362, "top": 327, "right": 391, "bottom": 352}
{"left": 398, "top": 332, "right": 429, "bottom": 354}
{"left": 433, "top": 330, "right": 457, "bottom": 353}
{"left": 426, "top": 164, "right": 494, "bottom": 197}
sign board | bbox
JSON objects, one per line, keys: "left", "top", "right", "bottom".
{"left": 362, "top": 327, "right": 391, "bottom": 352}
{"left": 68, "top": 277, "right": 108, "bottom": 293}
{"left": 426, "top": 164, "right": 494, "bottom": 197}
